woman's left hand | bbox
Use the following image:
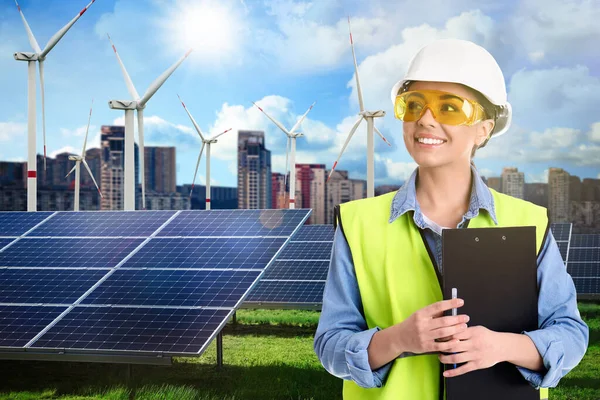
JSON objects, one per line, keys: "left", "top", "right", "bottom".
{"left": 439, "top": 325, "right": 506, "bottom": 377}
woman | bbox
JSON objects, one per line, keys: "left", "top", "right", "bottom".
{"left": 314, "top": 39, "right": 589, "bottom": 400}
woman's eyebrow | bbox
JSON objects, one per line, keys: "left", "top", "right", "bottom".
{"left": 439, "top": 94, "right": 463, "bottom": 101}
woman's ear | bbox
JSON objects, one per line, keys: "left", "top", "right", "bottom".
{"left": 477, "top": 119, "right": 494, "bottom": 146}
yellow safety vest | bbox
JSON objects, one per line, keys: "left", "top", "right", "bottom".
{"left": 338, "top": 188, "right": 550, "bottom": 400}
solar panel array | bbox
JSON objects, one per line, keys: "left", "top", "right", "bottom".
{"left": 0, "top": 209, "right": 310, "bottom": 361}
{"left": 550, "top": 223, "right": 572, "bottom": 264}
{"left": 246, "top": 224, "right": 334, "bottom": 308}
{"left": 568, "top": 231, "right": 600, "bottom": 297}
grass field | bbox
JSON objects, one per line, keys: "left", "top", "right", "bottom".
{"left": 0, "top": 304, "right": 598, "bottom": 400}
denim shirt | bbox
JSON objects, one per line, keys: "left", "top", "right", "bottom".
{"left": 314, "top": 165, "right": 589, "bottom": 390}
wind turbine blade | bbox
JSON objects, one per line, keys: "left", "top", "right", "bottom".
{"left": 82, "top": 99, "right": 94, "bottom": 155}
{"left": 327, "top": 116, "right": 363, "bottom": 183}
{"left": 82, "top": 159, "right": 102, "bottom": 198}
{"left": 374, "top": 126, "right": 392, "bottom": 147}
{"left": 211, "top": 128, "right": 232, "bottom": 141}
{"left": 284, "top": 136, "right": 290, "bottom": 187}
{"left": 139, "top": 48, "right": 193, "bottom": 107}
{"left": 348, "top": 17, "right": 364, "bottom": 113}
{"left": 65, "top": 164, "right": 77, "bottom": 178}
{"left": 40, "top": 0, "right": 95, "bottom": 58}
{"left": 289, "top": 101, "right": 316, "bottom": 134}
{"left": 177, "top": 94, "right": 205, "bottom": 141}
{"left": 15, "top": 1, "right": 41, "bottom": 53}
{"left": 107, "top": 33, "right": 140, "bottom": 100}
{"left": 190, "top": 142, "right": 205, "bottom": 197}
{"left": 39, "top": 60, "right": 47, "bottom": 170}
{"left": 252, "top": 102, "right": 291, "bottom": 135}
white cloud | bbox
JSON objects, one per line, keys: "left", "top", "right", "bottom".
{"left": 60, "top": 125, "right": 98, "bottom": 139}
{"left": 50, "top": 146, "right": 78, "bottom": 158}
{"left": 529, "top": 127, "right": 580, "bottom": 149}
{"left": 112, "top": 115, "right": 197, "bottom": 146}
{"left": 528, "top": 51, "right": 545, "bottom": 63}
{"left": 378, "top": 155, "right": 417, "bottom": 181}
{"left": 589, "top": 123, "right": 600, "bottom": 143}
{"left": 526, "top": 169, "right": 549, "bottom": 183}
{"left": 0, "top": 122, "right": 26, "bottom": 142}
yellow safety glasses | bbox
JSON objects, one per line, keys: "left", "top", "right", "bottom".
{"left": 394, "top": 89, "right": 487, "bottom": 126}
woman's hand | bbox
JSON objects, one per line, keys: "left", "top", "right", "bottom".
{"left": 395, "top": 298, "right": 470, "bottom": 355}
{"left": 439, "top": 325, "right": 504, "bottom": 377}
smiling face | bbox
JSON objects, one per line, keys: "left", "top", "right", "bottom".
{"left": 402, "top": 81, "right": 494, "bottom": 169}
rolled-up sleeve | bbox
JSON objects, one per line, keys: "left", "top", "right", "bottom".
{"left": 314, "top": 227, "right": 392, "bottom": 388}
{"left": 517, "top": 230, "right": 589, "bottom": 388}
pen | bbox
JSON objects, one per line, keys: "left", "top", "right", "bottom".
{"left": 452, "top": 287, "right": 457, "bottom": 369}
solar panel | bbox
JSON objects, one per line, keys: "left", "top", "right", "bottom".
{"left": 568, "top": 248, "right": 600, "bottom": 263}
{"left": 82, "top": 269, "right": 261, "bottom": 308}
{"left": 550, "top": 223, "right": 572, "bottom": 242}
{"left": 262, "top": 260, "right": 329, "bottom": 281}
{"left": 570, "top": 234, "right": 600, "bottom": 248}
{"left": 568, "top": 263, "right": 600, "bottom": 278}
{"left": 157, "top": 209, "right": 309, "bottom": 237}
{"left": 121, "top": 237, "right": 287, "bottom": 269}
{"left": 246, "top": 281, "right": 325, "bottom": 304}
{"left": 291, "top": 225, "right": 334, "bottom": 242}
{"left": 0, "top": 212, "right": 53, "bottom": 236}
{"left": 31, "top": 306, "right": 231, "bottom": 354}
{"left": 0, "top": 269, "right": 108, "bottom": 304}
{"left": 278, "top": 242, "right": 333, "bottom": 260}
{"left": 27, "top": 211, "right": 176, "bottom": 237}
{"left": 557, "top": 241, "right": 569, "bottom": 262}
{"left": 572, "top": 278, "right": 600, "bottom": 295}
{"left": 0, "top": 238, "right": 16, "bottom": 250}
{"left": 0, "top": 238, "right": 144, "bottom": 268}
{"left": 0, "top": 305, "right": 67, "bottom": 347}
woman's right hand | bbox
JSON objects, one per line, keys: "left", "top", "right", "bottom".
{"left": 395, "top": 298, "right": 470, "bottom": 355}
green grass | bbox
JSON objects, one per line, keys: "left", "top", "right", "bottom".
{"left": 0, "top": 305, "right": 597, "bottom": 399}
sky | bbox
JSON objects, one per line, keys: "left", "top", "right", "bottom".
{"left": 0, "top": 0, "right": 599, "bottom": 188}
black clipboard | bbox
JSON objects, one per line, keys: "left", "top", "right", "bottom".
{"left": 442, "top": 226, "right": 539, "bottom": 400}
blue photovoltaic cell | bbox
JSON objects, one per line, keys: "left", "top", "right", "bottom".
{"left": 0, "top": 238, "right": 16, "bottom": 250}
{"left": 572, "top": 278, "right": 600, "bottom": 294}
{"left": 157, "top": 209, "right": 310, "bottom": 237}
{"left": 32, "top": 306, "right": 230, "bottom": 354}
{"left": 246, "top": 281, "right": 325, "bottom": 304}
{"left": 0, "top": 238, "right": 143, "bottom": 268}
{"left": 83, "top": 269, "right": 261, "bottom": 308}
{"left": 570, "top": 235, "right": 600, "bottom": 248}
{"left": 568, "top": 248, "right": 600, "bottom": 263}
{"left": 263, "top": 260, "right": 330, "bottom": 281}
{"left": 278, "top": 242, "right": 333, "bottom": 260}
{"left": 291, "top": 225, "right": 334, "bottom": 242}
{"left": 550, "top": 223, "right": 571, "bottom": 242}
{"left": 568, "top": 263, "right": 600, "bottom": 278}
{"left": 0, "top": 305, "right": 67, "bottom": 348}
{"left": 0, "top": 212, "right": 53, "bottom": 236}
{"left": 27, "top": 211, "right": 176, "bottom": 237}
{"left": 0, "top": 269, "right": 107, "bottom": 304}
{"left": 557, "top": 241, "right": 568, "bottom": 262}
{"left": 121, "top": 237, "right": 286, "bottom": 269}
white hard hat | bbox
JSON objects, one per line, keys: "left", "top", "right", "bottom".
{"left": 390, "top": 39, "right": 512, "bottom": 137}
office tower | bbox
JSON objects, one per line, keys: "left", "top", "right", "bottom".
{"left": 524, "top": 183, "right": 548, "bottom": 208}
{"left": 325, "top": 169, "right": 366, "bottom": 224}
{"left": 145, "top": 146, "right": 176, "bottom": 193}
{"left": 486, "top": 177, "right": 502, "bottom": 193}
{"left": 178, "top": 185, "right": 238, "bottom": 210}
{"left": 272, "top": 172, "right": 287, "bottom": 209}
{"left": 296, "top": 163, "right": 326, "bottom": 224}
{"left": 100, "top": 125, "right": 139, "bottom": 210}
{"left": 81, "top": 148, "right": 102, "bottom": 189}
{"left": 237, "top": 130, "right": 271, "bottom": 209}
{"left": 501, "top": 167, "right": 524, "bottom": 199}
{"left": 548, "top": 167, "right": 570, "bottom": 223}
{"left": 0, "top": 161, "right": 26, "bottom": 188}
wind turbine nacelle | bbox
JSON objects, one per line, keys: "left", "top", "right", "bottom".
{"left": 68, "top": 156, "right": 80, "bottom": 161}
{"left": 108, "top": 100, "right": 137, "bottom": 110}
{"left": 14, "top": 52, "right": 38, "bottom": 61}
{"left": 360, "top": 110, "right": 386, "bottom": 118}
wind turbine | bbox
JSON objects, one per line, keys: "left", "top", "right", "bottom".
{"left": 252, "top": 101, "right": 316, "bottom": 209}
{"left": 13, "top": 0, "right": 96, "bottom": 211}
{"left": 65, "top": 100, "right": 103, "bottom": 211}
{"left": 178, "top": 95, "right": 231, "bottom": 210}
{"left": 107, "top": 34, "right": 192, "bottom": 211}
{"left": 327, "top": 17, "right": 392, "bottom": 198}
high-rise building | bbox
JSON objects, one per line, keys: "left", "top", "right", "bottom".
{"left": 486, "top": 177, "right": 502, "bottom": 193}
{"left": 0, "top": 161, "right": 26, "bottom": 188}
{"left": 375, "top": 184, "right": 401, "bottom": 196}
{"left": 272, "top": 172, "right": 287, "bottom": 209}
{"left": 570, "top": 175, "right": 582, "bottom": 202}
{"left": 582, "top": 178, "right": 600, "bottom": 202}
{"left": 524, "top": 183, "right": 548, "bottom": 208}
{"left": 237, "top": 130, "right": 271, "bottom": 209}
{"left": 82, "top": 148, "right": 102, "bottom": 189}
{"left": 145, "top": 190, "right": 190, "bottom": 210}
{"left": 325, "top": 169, "right": 366, "bottom": 224}
{"left": 179, "top": 185, "right": 238, "bottom": 210}
{"left": 548, "top": 167, "right": 570, "bottom": 223}
{"left": 501, "top": 167, "right": 524, "bottom": 199}
{"left": 145, "top": 147, "right": 176, "bottom": 193}
{"left": 100, "top": 126, "right": 139, "bottom": 210}
{"left": 295, "top": 164, "right": 326, "bottom": 224}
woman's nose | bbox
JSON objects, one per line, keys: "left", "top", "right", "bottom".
{"left": 417, "top": 107, "right": 437, "bottom": 127}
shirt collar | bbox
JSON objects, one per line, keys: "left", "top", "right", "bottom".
{"left": 388, "top": 164, "right": 498, "bottom": 227}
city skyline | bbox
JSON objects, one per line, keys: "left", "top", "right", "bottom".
{"left": 1, "top": 0, "right": 598, "bottom": 189}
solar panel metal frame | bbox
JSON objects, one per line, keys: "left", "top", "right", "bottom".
{"left": 567, "top": 231, "right": 599, "bottom": 299}
{"left": 0, "top": 209, "right": 312, "bottom": 362}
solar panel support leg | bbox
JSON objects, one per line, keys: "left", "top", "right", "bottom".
{"left": 233, "top": 311, "right": 237, "bottom": 324}
{"left": 217, "top": 332, "right": 223, "bottom": 368}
